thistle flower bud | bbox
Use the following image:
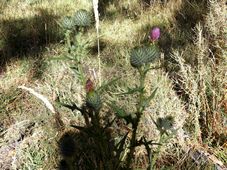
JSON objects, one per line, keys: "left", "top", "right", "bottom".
{"left": 85, "top": 79, "right": 94, "bottom": 93}
{"left": 149, "top": 27, "right": 160, "bottom": 41}
{"left": 86, "top": 91, "right": 102, "bottom": 111}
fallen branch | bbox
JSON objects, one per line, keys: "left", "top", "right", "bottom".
{"left": 18, "top": 85, "right": 64, "bottom": 130}
{"left": 18, "top": 85, "right": 56, "bottom": 114}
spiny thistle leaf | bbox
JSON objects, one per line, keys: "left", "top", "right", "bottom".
{"left": 130, "top": 45, "right": 160, "bottom": 68}
{"left": 119, "top": 86, "right": 144, "bottom": 95}
{"left": 58, "top": 102, "right": 82, "bottom": 112}
{"left": 97, "top": 77, "right": 120, "bottom": 94}
{"left": 141, "top": 87, "right": 158, "bottom": 108}
{"left": 108, "top": 102, "right": 128, "bottom": 118}
{"left": 115, "top": 132, "right": 129, "bottom": 162}
{"left": 73, "top": 9, "right": 92, "bottom": 27}
{"left": 108, "top": 102, "right": 136, "bottom": 125}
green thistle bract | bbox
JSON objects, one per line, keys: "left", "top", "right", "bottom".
{"left": 73, "top": 9, "right": 92, "bottom": 27}
{"left": 86, "top": 91, "right": 102, "bottom": 111}
{"left": 156, "top": 116, "right": 174, "bottom": 131}
{"left": 61, "top": 16, "right": 75, "bottom": 30}
{"left": 130, "top": 45, "right": 160, "bottom": 68}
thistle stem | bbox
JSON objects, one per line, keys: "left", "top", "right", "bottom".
{"left": 151, "top": 134, "right": 165, "bottom": 169}
{"left": 138, "top": 67, "right": 146, "bottom": 112}
{"left": 65, "top": 30, "right": 71, "bottom": 49}
{"left": 126, "top": 115, "right": 139, "bottom": 169}
{"left": 126, "top": 67, "right": 146, "bottom": 168}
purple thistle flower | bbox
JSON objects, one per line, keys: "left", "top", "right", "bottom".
{"left": 149, "top": 27, "right": 160, "bottom": 41}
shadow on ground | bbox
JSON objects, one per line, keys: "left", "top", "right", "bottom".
{"left": 159, "top": 0, "right": 209, "bottom": 63}
{"left": 0, "top": 8, "right": 63, "bottom": 79}
{"left": 158, "top": 0, "right": 210, "bottom": 96}
{"left": 98, "top": 0, "right": 118, "bottom": 19}
{"left": 56, "top": 100, "right": 124, "bottom": 169}
{"left": 58, "top": 127, "right": 116, "bottom": 170}
{"left": 98, "top": 0, "right": 168, "bottom": 20}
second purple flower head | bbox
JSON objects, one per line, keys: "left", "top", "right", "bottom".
{"left": 149, "top": 27, "right": 160, "bottom": 41}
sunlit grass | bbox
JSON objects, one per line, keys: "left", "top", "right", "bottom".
{"left": 0, "top": 0, "right": 226, "bottom": 169}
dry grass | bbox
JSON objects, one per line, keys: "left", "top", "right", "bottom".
{"left": 0, "top": 0, "right": 226, "bottom": 169}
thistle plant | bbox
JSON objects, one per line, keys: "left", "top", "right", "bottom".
{"left": 59, "top": 78, "right": 121, "bottom": 170}
{"left": 110, "top": 44, "right": 163, "bottom": 169}
{"left": 108, "top": 27, "right": 175, "bottom": 169}
{"left": 58, "top": 9, "right": 92, "bottom": 84}
{"left": 59, "top": 25, "right": 175, "bottom": 169}
{"left": 59, "top": 9, "right": 92, "bottom": 32}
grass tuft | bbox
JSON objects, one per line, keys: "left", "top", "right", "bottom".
{"left": 0, "top": 0, "right": 226, "bottom": 169}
